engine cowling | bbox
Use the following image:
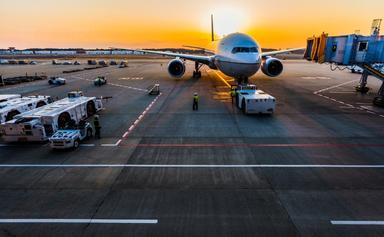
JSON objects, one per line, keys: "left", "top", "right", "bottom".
{"left": 261, "top": 57, "right": 283, "bottom": 77}
{"left": 167, "top": 58, "right": 186, "bottom": 78}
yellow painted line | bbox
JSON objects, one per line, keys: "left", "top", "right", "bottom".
{"left": 213, "top": 71, "right": 232, "bottom": 88}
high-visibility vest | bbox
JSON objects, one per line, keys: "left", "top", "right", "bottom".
{"left": 193, "top": 95, "right": 199, "bottom": 102}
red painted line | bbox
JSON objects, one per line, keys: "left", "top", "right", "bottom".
{"left": 116, "top": 143, "right": 384, "bottom": 148}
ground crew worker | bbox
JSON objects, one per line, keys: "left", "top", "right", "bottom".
{"left": 230, "top": 88, "right": 236, "bottom": 104}
{"left": 193, "top": 92, "right": 199, "bottom": 111}
{"left": 93, "top": 115, "right": 101, "bottom": 139}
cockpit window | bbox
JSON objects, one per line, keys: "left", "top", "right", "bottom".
{"left": 232, "top": 47, "right": 258, "bottom": 54}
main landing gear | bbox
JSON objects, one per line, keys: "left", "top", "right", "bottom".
{"left": 193, "top": 62, "right": 202, "bottom": 78}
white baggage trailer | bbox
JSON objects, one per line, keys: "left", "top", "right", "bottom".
{"left": 0, "top": 91, "right": 102, "bottom": 142}
{"left": 235, "top": 85, "right": 276, "bottom": 114}
{"left": 0, "top": 94, "right": 21, "bottom": 103}
{"left": 0, "top": 95, "right": 52, "bottom": 124}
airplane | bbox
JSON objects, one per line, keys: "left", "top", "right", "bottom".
{"left": 136, "top": 15, "right": 303, "bottom": 84}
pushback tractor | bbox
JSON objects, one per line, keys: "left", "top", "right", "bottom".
{"left": 235, "top": 84, "right": 276, "bottom": 114}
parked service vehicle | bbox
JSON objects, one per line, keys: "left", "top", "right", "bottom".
{"left": 0, "top": 91, "right": 102, "bottom": 142}
{"left": 48, "top": 77, "right": 66, "bottom": 85}
{"left": 119, "top": 61, "right": 128, "bottom": 68}
{"left": 49, "top": 121, "right": 93, "bottom": 149}
{"left": 94, "top": 76, "right": 107, "bottom": 86}
{"left": 74, "top": 61, "right": 81, "bottom": 65}
{"left": 0, "top": 95, "right": 52, "bottom": 124}
{"left": 87, "top": 60, "right": 97, "bottom": 65}
{"left": 235, "top": 84, "right": 275, "bottom": 114}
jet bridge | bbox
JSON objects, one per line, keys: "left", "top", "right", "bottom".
{"left": 305, "top": 19, "right": 384, "bottom": 106}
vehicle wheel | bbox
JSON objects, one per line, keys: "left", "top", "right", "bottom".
{"left": 73, "top": 139, "right": 80, "bottom": 148}
{"left": 6, "top": 110, "right": 20, "bottom": 122}
{"left": 86, "top": 128, "right": 93, "bottom": 138}
{"left": 373, "top": 97, "right": 384, "bottom": 107}
{"left": 193, "top": 71, "right": 196, "bottom": 78}
{"left": 48, "top": 80, "right": 53, "bottom": 85}
{"left": 351, "top": 69, "right": 355, "bottom": 73}
{"left": 198, "top": 71, "right": 201, "bottom": 78}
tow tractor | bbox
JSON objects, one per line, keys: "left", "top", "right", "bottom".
{"left": 234, "top": 84, "right": 276, "bottom": 114}
{"left": 49, "top": 121, "right": 93, "bottom": 149}
{"left": 48, "top": 77, "right": 66, "bottom": 85}
{"left": 94, "top": 76, "right": 107, "bottom": 86}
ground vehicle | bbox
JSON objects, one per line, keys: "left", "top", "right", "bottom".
{"left": 74, "top": 61, "right": 81, "bottom": 65}
{"left": 94, "top": 76, "right": 107, "bottom": 86}
{"left": 0, "top": 95, "right": 52, "bottom": 124}
{"left": 235, "top": 84, "right": 275, "bottom": 114}
{"left": 87, "top": 60, "right": 97, "bottom": 65}
{"left": 0, "top": 91, "right": 102, "bottom": 142}
{"left": 119, "top": 61, "right": 128, "bottom": 68}
{"left": 48, "top": 77, "right": 66, "bottom": 85}
{"left": 49, "top": 121, "right": 93, "bottom": 149}
{"left": 110, "top": 60, "right": 117, "bottom": 65}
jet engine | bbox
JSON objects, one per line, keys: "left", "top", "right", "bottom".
{"left": 167, "top": 58, "right": 186, "bottom": 78}
{"left": 261, "top": 57, "right": 283, "bottom": 77}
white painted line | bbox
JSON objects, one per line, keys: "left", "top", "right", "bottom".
{"left": 123, "top": 132, "right": 129, "bottom": 138}
{"left": 0, "top": 219, "right": 158, "bottom": 224}
{"left": 214, "top": 71, "right": 232, "bottom": 88}
{"left": 331, "top": 220, "right": 384, "bottom": 226}
{"left": 115, "top": 139, "right": 122, "bottom": 146}
{"left": 79, "top": 144, "right": 95, "bottom": 147}
{"left": 314, "top": 79, "right": 359, "bottom": 94}
{"left": 1, "top": 164, "right": 384, "bottom": 168}
{"left": 100, "top": 144, "right": 117, "bottom": 147}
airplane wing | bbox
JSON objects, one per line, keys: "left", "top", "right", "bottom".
{"left": 261, "top": 48, "right": 304, "bottom": 57}
{"left": 135, "top": 49, "right": 213, "bottom": 65}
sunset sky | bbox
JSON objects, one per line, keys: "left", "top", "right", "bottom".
{"left": 0, "top": 0, "right": 382, "bottom": 49}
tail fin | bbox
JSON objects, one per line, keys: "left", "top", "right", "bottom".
{"left": 211, "top": 14, "right": 215, "bottom": 42}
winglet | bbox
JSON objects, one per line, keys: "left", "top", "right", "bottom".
{"left": 211, "top": 14, "right": 215, "bottom": 42}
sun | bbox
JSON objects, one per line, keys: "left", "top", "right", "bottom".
{"left": 212, "top": 7, "right": 248, "bottom": 37}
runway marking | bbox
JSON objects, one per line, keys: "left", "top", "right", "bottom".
{"left": 119, "top": 77, "right": 144, "bottom": 80}
{"left": 117, "top": 143, "right": 384, "bottom": 148}
{"left": 313, "top": 79, "right": 384, "bottom": 118}
{"left": 71, "top": 76, "right": 146, "bottom": 92}
{"left": 121, "top": 93, "right": 162, "bottom": 139}
{"left": 0, "top": 219, "right": 158, "bottom": 224}
{"left": 301, "top": 76, "right": 331, "bottom": 80}
{"left": 214, "top": 71, "right": 232, "bottom": 88}
{"left": 331, "top": 220, "right": 384, "bottom": 226}
{"left": 79, "top": 144, "right": 95, "bottom": 147}
{"left": 1, "top": 164, "right": 384, "bottom": 168}
{"left": 313, "top": 79, "right": 358, "bottom": 94}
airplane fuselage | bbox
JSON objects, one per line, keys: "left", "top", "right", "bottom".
{"left": 213, "top": 33, "right": 262, "bottom": 79}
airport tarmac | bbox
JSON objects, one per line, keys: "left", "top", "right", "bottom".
{"left": 1, "top": 59, "right": 384, "bottom": 237}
